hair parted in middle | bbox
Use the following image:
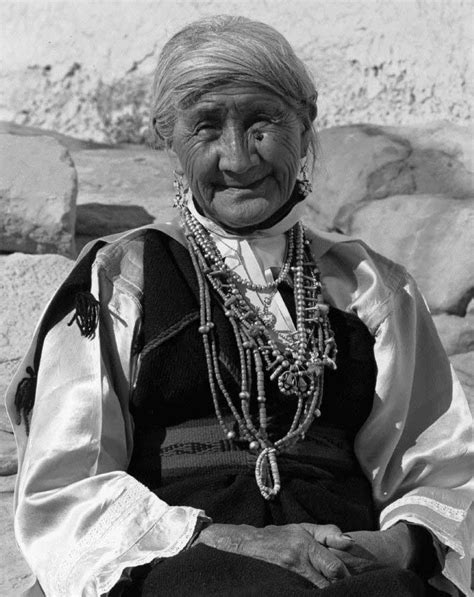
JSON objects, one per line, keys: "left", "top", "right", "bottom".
{"left": 150, "top": 15, "right": 318, "bottom": 160}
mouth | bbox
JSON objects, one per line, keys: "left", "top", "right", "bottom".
{"left": 214, "top": 176, "right": 269, "bottom": 192}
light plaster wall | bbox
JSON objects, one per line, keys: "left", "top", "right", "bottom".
{"left": 1, "top": 0, "right": 472, "bottom": 143}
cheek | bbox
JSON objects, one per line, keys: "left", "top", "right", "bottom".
{"left": 262, "top": 130, "right": 302, "bottom": 178}
{"left": 178, "top": 143, "right": 216, "bottom": 189}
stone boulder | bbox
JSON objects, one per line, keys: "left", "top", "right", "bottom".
{"left": 72, "top": 145, "right": 175, "bottom": 222}
{"left": 0, "top": 431, "right": 16, "bottom": 476}
{"left": 451, "top": 351, "right": 474, "bottom": 411}
{"left": 433, "top": 311, "right": 474, "bottom": 357}
{"left": 333, "top": 194, "right": 474, "bottom": 315}
{"left": 76, "top": 203, "right": 154, "bottom": 237}
{"left": 0, "top": 134, "right": 77, "bottom": 256}
{"left": 309, "top": 124, "right": 414, "bottom": 230}
{"left": 76, "top": 202, "right": 154, "bottom": 252}
{"left": 385, "top": 121, "right": 474, "bottom": 200}
{"left": 307, "top": 122, "right": 474, "bottom": 231}
{"left": 0, "top": 120, "right": 110, "bottom": 151}
{"left": 0, "top": 493, "right": 34, "bottom": 596}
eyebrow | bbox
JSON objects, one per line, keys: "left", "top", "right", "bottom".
{"left": 185, "top": 106, "right": 223, "bottom": 120}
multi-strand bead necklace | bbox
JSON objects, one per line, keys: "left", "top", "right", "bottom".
{"left": 179, "top": 203, "right": 337, "bottom": 499}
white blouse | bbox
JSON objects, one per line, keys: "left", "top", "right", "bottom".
{"left": 5, "top": 208, "right": 473, "bottom": 597}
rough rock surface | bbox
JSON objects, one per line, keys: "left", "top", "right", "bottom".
{"left": 76, "top": 203, "right": 155, "bottom": 252}
{"left": 309, "top": 124, "right": 413, "bottom": 230}
{"left": 72, "top": 144, "right": 174, "bottom": 252}
{"left": 384, "top": 122, "right": 474, "bottom": 200}
{"left": 433, "top": 311, "right": 474, "bottom": 357}
{"left": 307, "top": 122, "right": 474, "bottom": 231}
{"left": 0, "top": 430, "right": 16, "bottom": 475}
{"left": 0, "top": 475, "right": 15, "bottom": 493}
{"left": 0, "top": 493, "right": 34, "bottom": 596}
{"left": 0, "top": 363, "right": 20, "bottom": 429}
{"left": 73, "top": 145, "right": 174, "bottom": 219}
{"left": 0, "top": 2, "right": 471, "bottom": 142}
{"left": 76, "top": 203, "right": 155, "bottom": 238}
{"left": 0, "top": 135, "right": 77, "bottom": 256}
{"left": 0, "top": 120, "right": 110, "bottom": 151}
{"left": 450, "top": 352, "right": 474, "bottom": 409}
{"left": 334, "top": 194, "right": 474, "bottom": 315}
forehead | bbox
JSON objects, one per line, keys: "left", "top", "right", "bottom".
{"left": 178, "top": 85, "right": 290, "bottom": 117}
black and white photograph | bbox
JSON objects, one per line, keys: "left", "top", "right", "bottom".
{"left": 0, "top": 1, "right": 472, "bottom": 596}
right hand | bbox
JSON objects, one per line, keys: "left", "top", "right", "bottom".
{"left": 194, "top": 522, "right": 354, "bottom": 588}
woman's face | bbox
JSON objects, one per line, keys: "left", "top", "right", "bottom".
{"left": 171, "top": 85, "right": 308, "bottom": 230}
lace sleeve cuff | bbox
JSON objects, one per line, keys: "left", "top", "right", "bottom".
{"left": 380, "top": 489, "right": 472, "bottom": 596}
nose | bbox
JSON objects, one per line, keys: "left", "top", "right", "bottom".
{"left": 218, "top": 125, "right": 259, "bottom": 174}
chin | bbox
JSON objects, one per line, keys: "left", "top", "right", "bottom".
{"left": 210, "top": 194, "right": 281, "bottom": 230}
{"left": 216, "top": 206, "right": 274, "bottom": 230}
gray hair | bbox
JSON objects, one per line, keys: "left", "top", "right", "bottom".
{"left": 150, "top": 15, "right": 318, "bottom": 160}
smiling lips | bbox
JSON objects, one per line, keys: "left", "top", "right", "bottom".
{"left": 215, "top": 176, "right": 269, "bottom": 191}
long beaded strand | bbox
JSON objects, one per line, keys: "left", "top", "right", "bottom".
{"left": 179, "top": 203, "right": 337, "bottom": 499}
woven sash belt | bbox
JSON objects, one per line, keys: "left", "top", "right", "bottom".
{"left": 160, "top": 416, "right": 360, "bottom": 482}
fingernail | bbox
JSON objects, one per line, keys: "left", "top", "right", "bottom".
{"left": 341, "top": 534, "right": 355, "bottom": 541}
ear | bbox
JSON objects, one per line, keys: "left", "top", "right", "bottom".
{"left": 300, "top": 127, "right": 311, "bottom": 158}
{"left": 167, "top": 146, "right": 186, "bottom": 178}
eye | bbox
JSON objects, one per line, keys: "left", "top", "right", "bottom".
{"left": 248, "top": 111, "right": 284, "bottom": 138}
{"left": 194, "top": 121, "right": 220, "bottom": 137}
{"left": 196, "top": 122, "right": 213, "bottom": 131}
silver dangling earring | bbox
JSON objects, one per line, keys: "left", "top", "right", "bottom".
{"left": 173, "top": 170, "right": 188, "bottom": 209}
{"left": 296, "top": 161, "right": 312, "bottom": 199}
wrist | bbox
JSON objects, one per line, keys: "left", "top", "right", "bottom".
{"left": 187, "top": 515, "right": 213, "bottom": 549}
{"left": 387, "top": 522, "right": 438, "bottom": 576}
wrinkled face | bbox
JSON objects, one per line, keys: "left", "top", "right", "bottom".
{"left": 171, "top": 85, "right": 308, "bottom": 230}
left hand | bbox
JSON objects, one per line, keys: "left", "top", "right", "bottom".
{"left": 328, "top": 522, "right": 436, "bottom": 576}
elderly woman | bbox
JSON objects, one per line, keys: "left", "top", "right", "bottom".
{"left": 6, "top": 15, "right": 472, "bottom": 597}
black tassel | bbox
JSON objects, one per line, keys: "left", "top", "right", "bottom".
{"left": 67, "top": 291, "right": 100, "bottom": 339}
{"left": 14, "top": 366, "right": 37, "bottom": 435}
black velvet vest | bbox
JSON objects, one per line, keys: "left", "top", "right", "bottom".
{"left": 128, "top": 230, "right": 377, "bottom": 490}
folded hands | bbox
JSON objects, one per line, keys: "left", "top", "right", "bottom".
{"left": 194, "top": 521, "right": 435, "bottom": 588}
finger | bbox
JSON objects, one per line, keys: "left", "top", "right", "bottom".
{"left": 299, "top": 568, "right": 331, "bottom": 589}
{"left": 309, "top": 541, "right": 351, "bottom": 581}
{"left": 329, "top": 548, "right": 386, "bottom": 575}
{"left": 325, "top": 533, "right": 355, "bottom": 550}
{"left": 311, "top": 573, "right": 331, "bottom": 589}
{"left": 304, "top": 523, "right": 354, "bottom": 551}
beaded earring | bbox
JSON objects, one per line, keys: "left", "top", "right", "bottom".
{"left": 295, "top": 161, "right": 313, "bottom": 199}
{"left": 173, "top": 170, "right": 188, "bottom": 209}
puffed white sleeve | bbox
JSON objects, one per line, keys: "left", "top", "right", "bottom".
{"left": 8, "top": 258, "right": 206, "bottom": 597}
{"left": 353, "top": 272, "right": 473, "bottom": 596}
